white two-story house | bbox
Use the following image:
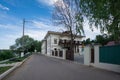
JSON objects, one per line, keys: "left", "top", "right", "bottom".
{"left": 41, "top": 31, "right": 84, "bottom": 60}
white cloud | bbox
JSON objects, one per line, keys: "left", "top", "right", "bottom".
{"left": 31, "top": 19, "right": 64, "bottom": 31}
{"left": 0, "top": 4, "right": 9, "bottom": 11}
{"left": 83, "top": 21, "right": 101, "bottom": 40}
{"left": 25, "top": 30, "right": 47, "bottom": 40}
{"left": 25, "top": 19, "right": 65, "bottom": 40}
{"left": 0, "top": 24, "right": 21, "bottom": 30}
{"left": 37, "top": 0, "right": 58, "bottom": 6}
{"left": 0, "top": 34, "right": 21, "bottom": 49}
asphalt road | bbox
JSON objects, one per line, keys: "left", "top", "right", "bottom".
{"left": 3, "top": 54, "right": 120, "bottom": 80}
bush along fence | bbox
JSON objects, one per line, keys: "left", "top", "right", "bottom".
{"left": 0, "top": 52, "right": 32, "bottom": 64}
{"left": 0, "top": 50, "right": 15, "bottom": 61}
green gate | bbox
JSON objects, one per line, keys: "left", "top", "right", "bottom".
{"left": 100, "top": 45, "right": 120, "bottom": 65}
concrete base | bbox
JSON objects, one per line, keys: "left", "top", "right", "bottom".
{"left": 92, "top": 63, "right": 120, "bottom": 73}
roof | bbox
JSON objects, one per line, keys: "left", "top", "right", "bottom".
{"left": 106, "top": 41, "right": 120, "bottom": 46}
{"left": 106, "top": 41, "right": 115, "bottom": 46}
{"left": 44, "top": 31, "right": 85, "bottom": 39}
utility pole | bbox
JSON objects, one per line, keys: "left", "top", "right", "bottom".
{"left": 23, "top": 18, "right": 25, "bottom": 37}
{"left": 21, "top": 18, "right": 25, "bottom": 56}
{"left": 21, "top": 18, "right": 33, "bottom": 56}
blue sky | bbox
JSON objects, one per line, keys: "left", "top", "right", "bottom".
{"left": 0, "top": 0, "right": 100, "bottom": 49}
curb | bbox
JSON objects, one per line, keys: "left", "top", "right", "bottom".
{"left": 0, "top": 55, "right": 32, "bottom": 80}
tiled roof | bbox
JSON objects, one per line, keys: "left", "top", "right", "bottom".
{"left": 46, "top": 31, "right": 85, "bottom": 38}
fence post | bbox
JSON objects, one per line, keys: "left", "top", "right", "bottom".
{"left": 83, "top": 46, "right": 91, "bottom": 66}
{"left": 63, "top": 49, "right": 66, "bottom": 59}
{"left": 94, "top": 45, "right": 100, "bottom": 65}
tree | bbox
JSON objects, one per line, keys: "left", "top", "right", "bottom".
{"left": 28, "top": 40, "right": 41, "bottom": 52}
{"left": 80, "top": 0, "right": 120, "bottom": 42}
{"left": 10, "top": 35, "right": 41, "bottom": 53}
{"left": 85, "top": 38, "right": 91, "bottom": 45}
{"left": 95, "top": 34, "right": 108, "bottom": 46}
{"left": 33, "top": 40, "right": 41, "bottom": 52}
{"left": 82, "top": 38, "right": 91, "bottom": 45}
{"left": 52, "top": 0, "right": 84, "bottom": 60}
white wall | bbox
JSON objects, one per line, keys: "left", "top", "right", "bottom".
{"left": 41, "top": 41, "right": 46, "bottom": 54}
{"left": 51, "top": 34, "right": 61, "bottom": 50}
{"left": 83, "top": 46, "right": 91, "bottom": 66}
{"left": 46, "top": 35, "right": 51, "bottom": 56}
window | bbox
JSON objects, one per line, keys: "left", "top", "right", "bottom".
{"left": 59, "top": 51, "right": 63, "bottom": 57}
{"left": 54, "top": 39, "right": 57, "bottom": 44}
{"left": 52, "top": 50, "right": 54, "bottom": 56}
{"left": 55, "top": 50, "right": 58, "bottom": 56}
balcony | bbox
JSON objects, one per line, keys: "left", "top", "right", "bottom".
{"left": 59, "top": 39, "right": 81, "bottom": 46}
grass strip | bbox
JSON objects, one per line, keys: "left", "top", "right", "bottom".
{"left": 0, "top": 66, "right": 12, "bottom": 74}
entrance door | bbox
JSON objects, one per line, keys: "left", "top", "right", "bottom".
{"left": 66, "top": 50, "right": 74, "bottom": 60}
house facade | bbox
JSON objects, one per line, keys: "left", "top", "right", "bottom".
{"left": 41, "top": 31, "right": 84, "bottom": 60}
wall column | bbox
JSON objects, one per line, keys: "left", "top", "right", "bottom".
{"left": 83, "top": 46, "right": 91, "bottom": 66}
{"left": 94, "top": 45, "right": 100, "bottom": 65}
{"left": 63, "top": 49, "right": 66, "bottom": 59}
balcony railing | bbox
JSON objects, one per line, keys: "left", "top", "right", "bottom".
{"left": 59, "top": 39, "right": 81, "bottom": 46}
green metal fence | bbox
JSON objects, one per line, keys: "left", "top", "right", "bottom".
{"left": 100, "top": 45, "right": 120, "bottom": 65}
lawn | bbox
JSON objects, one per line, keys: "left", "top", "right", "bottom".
{"left": 0, "top": 57, "right": 27, "bottom": 64}
{"left": 0, "top": 66, "right": 12, "bottom": 74}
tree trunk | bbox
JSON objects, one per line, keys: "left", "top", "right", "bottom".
{"left": 70, "top": 31, "right": 74, "bottom": 60}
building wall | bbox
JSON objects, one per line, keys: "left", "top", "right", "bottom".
{"left": 50, "top": 34, "right": 61, "bottom": 50}
{"left": 42, "top": 33, "right": 83, "bottom": 59}
{"left": 46, "top": 35, "right": 51, "bottom": 56}
{"left": 41, "top": 41, "right": 46, "bottom": 54}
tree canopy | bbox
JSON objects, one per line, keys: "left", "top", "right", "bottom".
{"left": 82, "top": 34, "right": 116, "bottom": 46}
{"left": 80, "top": 0, "right": 120, "bottom": 41}
{"left": 10, "top": 35, "right": 41, "bottom": 53}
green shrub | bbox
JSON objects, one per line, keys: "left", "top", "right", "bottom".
{"left": 0, "top": 50, "right": 15, "bottom": 61}
{"left": 0, "top": 66, "right": 12, "bottom": 74}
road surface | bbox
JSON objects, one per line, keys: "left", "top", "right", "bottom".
{"left": 3, "top": 54, "right": 120, "bottom": 80}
